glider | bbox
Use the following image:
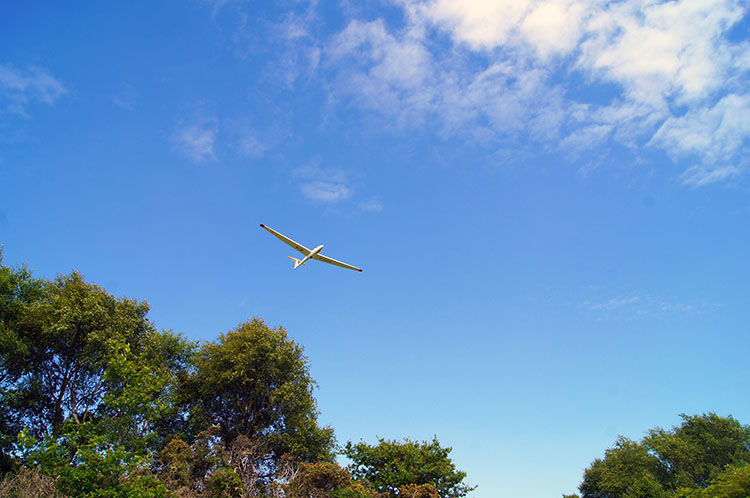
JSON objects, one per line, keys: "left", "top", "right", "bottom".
{"left": 260, "top": 224, "right": 363, "bottom": 272}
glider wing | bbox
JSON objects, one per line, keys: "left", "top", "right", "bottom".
{"left": 312, "top": 253, "right": 363, "bottom": 272}
{"left": 259, "top": 224, "right": 311, "bottom": 255}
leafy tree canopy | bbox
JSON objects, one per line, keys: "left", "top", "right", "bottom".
{"left": 343, "top": 437, "right": 474, "bottom": 498}
{"left": 181, "top": 318, "right": 336, "bottom": 483}
{"left": 579, "top": 413, "right": 750, "bottom": 498}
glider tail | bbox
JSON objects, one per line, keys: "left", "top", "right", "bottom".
{"left": 287, "top": 256, "right": 304, "bottom": 269}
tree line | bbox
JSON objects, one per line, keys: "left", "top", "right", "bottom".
{"left": 3, "top": 252, "right": 749, "bottom": 498}
{"left": 0, "top": 252, "right": 474, "bottom": 498}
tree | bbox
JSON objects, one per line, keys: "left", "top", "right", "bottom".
{"left": 20, "top": 331, "right": 192, "bottom": 498}
{"left": 286, "top": 462, "right": 352, "bottom": 498}
{"left": 578, "top": 413, "right": 750, "bottom": 498}
{"left": 0, "top": 252, "right": 46, "bottom": 472}
{"left": 644, "top": 413, "right": 750, "bottom": 489}
{"left": 0, "top": 257, "right": 194, "bottom": 496}
{"left": 579, "top": 436, "right": 668, "bottom": 498}
{"left": 343, "top": 437, "right": 475, "bottom": 498}
{"left": 181, "top": 318, "right": 336, "bottom": 492}
{"left": 3, "top": 270, "right": 157, "bottom": 437}
{"left": 680, "top": 463, "right": 750, "bottom": 498}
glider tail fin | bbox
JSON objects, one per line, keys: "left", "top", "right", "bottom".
{"left": 287, "top": 256, "right": 303, "bottom": 269}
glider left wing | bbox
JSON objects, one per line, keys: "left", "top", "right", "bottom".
{"left": 259, "top": 224, "right": 310, "bottom": 255}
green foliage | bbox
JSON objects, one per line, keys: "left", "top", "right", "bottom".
{"left": 0, "top": 252, "right": 47, "bottom": 472}
{"left": 203, "top": 467, "right": 246, "bottom": 498}
{"left": 182, "top": 319, "right": 336, "bottom": 469}
{"left": 579, "top": 413, "right": 750, "bottom": 498}
{"left": 644, "top": 413, "right": 750, "bottom": 489}
{"left": 1, "top": 269, "right": 157, "bottom": 440}
{"left": 397, "top": 483, "right": 440, "bottom": 498}
{"left": 579, "top": 437, "right": 667, "bottom": 498}
{"left": 343, "top": 437, "right": 474, "bottom": 498}
{"left": 286, "top": 462, "right": 352, "bottom": 498}
{"left": 0, "top": 258, "right": 194, "bottom": 497}
{"left": 331, "top": 483, "right": 383, "bottom": 498}
{"left": 678, "top": 463, "right": 750, "bottom": 498}
{"left": 1, "top": 254, "right": 477, "bottom": 498}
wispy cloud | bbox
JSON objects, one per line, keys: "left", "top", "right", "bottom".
{"left": 111, "top": 84, "right": 139, "bottom": 110}
{"left": 582, "top": 290, "right": 716, "bottom": 320}
{"left": 317, "top": 0, "right": 750, "bottom": 185}
{"left": 0, "top": 64, "right": 67, "bottom": 116}
{"left": 292, "top": 160, "right": 354, "bottom": 204}
{"left": 224, "top": 117, "right": 287, "bottom": 160}
{"left": 358, "top": 197, "right": 384, "bottom": 212}
{"left": 300, "top": 181, "right": 353, "bottom": 203}
{"left": 173, "top": 117, "right": 218, "bottom": 163}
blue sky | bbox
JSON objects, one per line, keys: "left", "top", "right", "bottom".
{"left": 2, "top": 0, "right": 749, "bottom": 496}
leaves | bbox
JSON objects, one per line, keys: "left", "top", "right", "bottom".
{"left": 344, "top": 437, "right": 474, "bottom": 498}
{"left": 0, "top": 256, "right": 475, "bottom": 498}
{"left": 579, "top": 414, "right": 750, "bottom": 498}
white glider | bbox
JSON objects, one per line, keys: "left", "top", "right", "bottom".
{"left": 260, "top": 224, "right": 363, "bottom": 272}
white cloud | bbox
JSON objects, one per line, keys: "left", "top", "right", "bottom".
{"left": 320, "top": 0, "right": 750, "bottom": 185}
{"left": 520, "top": 0, "right": 587, "bottom": 58}
{"left": 561, "top": 124, "right": 612, "bottom": 155}
{"left": 300, "top": 181, "right": 353, "bottom": 203}
{"left": 292, "top": 160, "right": 355, "bottom": 204}
{"left": 359, "top": 197, "right": 384, "bottom": 212}
{"left": 577, "top": 0, "right": 745, "bottom": 106}
{"left": 679, "top": 164, "right": 742, "bottom": 187}
{"left": 326, "top": 19, "right": 435, "bottom": 126}
{"left": 237, "top": 133, "right": 268, "bottom": 158}
{"left": 173, "top": 120, "right": 218, "bottom": 163}
{"left": 0, "top": 64, "right": 66, "bottom": 116}
{"left": 422, "top": 0, "right": 531, "bottom": 49}
{"left": 583, "top": 291, "right": 709, "bottom": 320}
{"left": 651, "top": 93, "right": 750, "bottom": 163}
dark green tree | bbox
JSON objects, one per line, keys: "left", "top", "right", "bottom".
{"left": 644, "top": 413, "right": 750, "bottom": 489}
{"left": 343, "top": 437, "right": 474, "bottom": 498}
{"left": 0, "top": 252, "right": 46, "bottom": 473}
{"left": 0, "top": 255, "right": 194, "bottom": 496}
{"left": 286, "top": 462, "right": 352, "bottom": 498}
{"left": 579, "top": 436, "right": 668, "bottom": 498}
{"left": 181, "top": 318, "right": 336, "bottom": 490}
{"left": 579, "top": 413, "right": 750, "bottom": 498}
{"left": 680, "top": 463, "right": 750, "bottom": 498}
{"left": 4, "top": 270, "right": 156, "bottom": 436}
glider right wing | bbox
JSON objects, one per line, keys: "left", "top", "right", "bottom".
{"left": 312, "top": 253, "right": 363, "bottom": 272}
{"left": 259, "top": 224, "right": 311, "bottom": 255}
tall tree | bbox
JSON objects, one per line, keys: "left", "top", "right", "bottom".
{"left": 644, "top": 413, "right": 750, "bottom": 489}
{"left": 579, "top": 413, "right": 750, "bottom": 498}
{"left": 578, "top": 436, "right": 668, "bottom": 498}
{"left": 1, "top": 256, "right": 195, "bottom": 494}
{"left": 181, "top": 318, "right": 336, "bottom": 489}
{"left": 343, "top": 437, "right": 474, "bottom": 498}
{"left": 0, "top": 251, "right": 46, "bottom": 472}
{"left": 681, "top": 463, "right": 750, "bottom": 498}
{"left": 6, "top": 270, "right": 157, "bottom": 437}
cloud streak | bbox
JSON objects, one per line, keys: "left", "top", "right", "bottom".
{"left": 292, "top": 160, "right": 355, "bottom": 204}
{"left": 173, "top": 119, "right": 218, "bottom": 163}
{"left": 582, "top": 291, "right": 713, "bottom": 320}
{"left": 0, "top": 64, "right": 67, "bottom": 116}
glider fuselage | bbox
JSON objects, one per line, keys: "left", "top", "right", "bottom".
{"left": 296, "top": 244, "right": 324, "bottom": 268}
